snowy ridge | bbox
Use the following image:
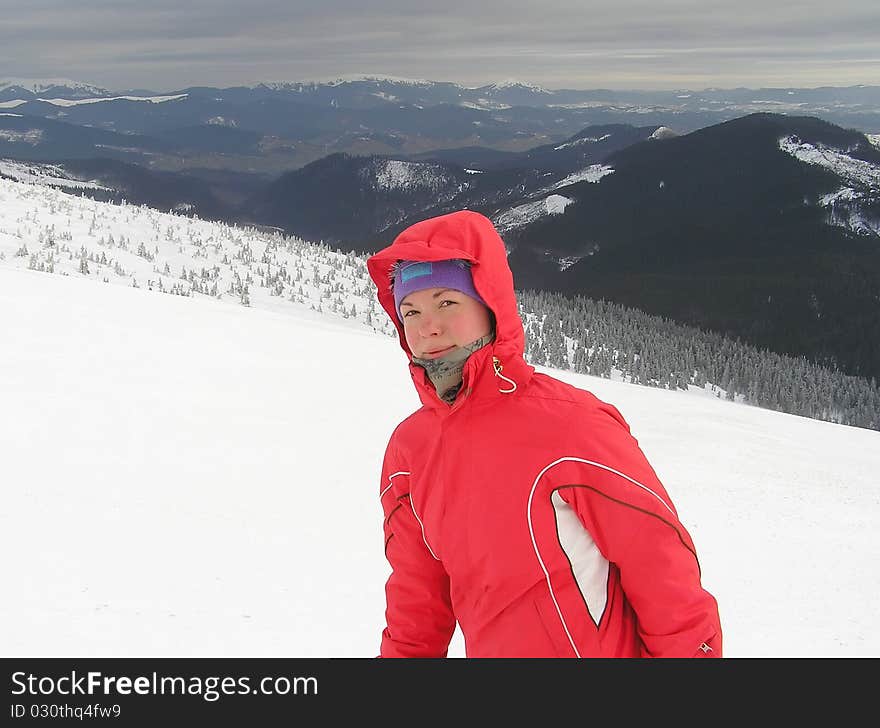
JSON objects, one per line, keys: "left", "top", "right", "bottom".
{"left": 779, "top": 135, "right": 880, "bottom": 188}
{"left": 0, "top": 78, "right": 109, "bottom": 96}
{"left": 492, "top": 164, "right": 613, "bottom": 235}
{"left": 553, "top": 134, "right": 611, "bottom": 150}
{"left": 819, "top": 187, "right": 880, "bottom": 236}
{"left": 549, "top": 164, "right": 614, "bottom": 190}
{"left": 368, "top": 159, "right": 462, "bottom": 193}
{"left": 0, "top": 172, "right": 733, "bottom": 410}
{"left": 460, "top": 100, "right": 510, "bottom": 111}
{"left": 493, "top": 194, "right": 574, "bottom": 233}
{"left": 258, "top": 81, "right": 323, "bottom": 92}
{"left": 269, "top": 75, "right": 439, "bottom": 88}
{"left": 779, "top": 135, "right": 880, "bottom": 236}
{"left": 650, "top": 126, "right": 677, "bottom": 139}
{"left": 0, "top": 176, "right": 397, "bottom": 338}
{"left": 0, "top": 160, "right": 111, "bottom": 191}
{"left": 484, "top": 79, "right": 552, "bottom": 94}
{"left": 342, "top": 75, "right": 437, "bottom": 86}
{"left": 6, "top": 93, "right": 188, "bottom": 107}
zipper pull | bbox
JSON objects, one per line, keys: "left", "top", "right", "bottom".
{"left": 493, "top": 356, "right": 517, "bottom": 394}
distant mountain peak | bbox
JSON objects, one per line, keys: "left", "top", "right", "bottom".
{"left": 343, "top": 75, "right": 439, "bottom": 87}
{"left": 0, "top": 78, "right": 109, "bottom": 97}
{"left": 480, "top": 79, "right": 552, "bottom": 94}
{"left": 257, "top": 76, "right": 441, "bottom": 90}
{"left": 650, "top": 126, "right": 677, "bottom": 140}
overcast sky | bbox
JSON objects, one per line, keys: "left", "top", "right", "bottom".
{"left": 2, "top": 0, "right": 877, "bottom": 92}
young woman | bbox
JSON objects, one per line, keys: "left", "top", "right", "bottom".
{"left": 366, "top": 210, "right": 722, "bottom": 658}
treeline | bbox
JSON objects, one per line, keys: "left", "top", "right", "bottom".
{"left": 516, "top": 288, "right": 880, "bottom": 432}
{"left": 6, "top": 177, "right": 876, "bottom": 431}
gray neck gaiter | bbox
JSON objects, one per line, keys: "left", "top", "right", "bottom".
{"left": 412, "top": 332, "right": 495, "bottom": 405}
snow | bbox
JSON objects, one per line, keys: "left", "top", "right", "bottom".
{"left": 548, "top": 101, "right": 618, "bottom": 110}
{"left": 258, "top": 81, "right": 318, "bottom": 92}
{"left": 550, "top": 102, "right": 662, "bottom": 115}
{"left": 778, "top": 135, "right": 880, "bottom": 189}
{"left": 558, "top": 254, "right": 585, "bottom": 271}
{"left": 550, "top": 163, "right": 614, "bottom": 190}
{"left": 1, "top": 178, "right": 879, "bottom": 658}
{"left": 28, "top": 94, "right": 188, "bottom": 107}
{"left": 488, "top": 79, "right": 552, "bottom": 94}
{"left": 459, "top": 100, "right": 510, "bottom": 111}
{"left": 0, "top": 78, "right": 109, "bottom": 95}
{"left": 371, "top": 159, "right": 451, "bottom": 192}
{"left": 0, "top": 94, "right": 187, "bottom": 108}
{"left": 544, "top": 194, "right": 574, "bottom": 214}
{"left": 749, "top": 100, "right": 809, "bottom": 110}
{"left": 0, "top": 128, "right": 43, "bottom": 145}
{"left": 820, "top": 190, "right": 880, "bottom": 236}
{"left": 868, "top": 134, "right": 880, "bottom": 150}
{"left": 493, "top": 194, "right": 574, "bottom": 232}
{"left": 820, "top": 188, "right": 861, "bottom": 205}
{"left": 779, "top": 135, "right": 880, "bottom": 237}
{"left": 0, "top": 160, "right": 112, "bottom": 191}
{"left": 650, "top": 126, "right": 676, "bottom": 139}
{"left": 288, "top": 75, "right": 435, "bottom": 88}
{"left": 553, "top": 134, "right": 611, "bottom": 150}
{"left": 0, "top": 175, "right": 397, "bottom": 336}
{"left": 357, "top": 75, "right": 435, "bottom": 87}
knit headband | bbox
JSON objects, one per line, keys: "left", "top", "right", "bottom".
{"left": 392, "top": 259, "right": 486, "bottom": 321}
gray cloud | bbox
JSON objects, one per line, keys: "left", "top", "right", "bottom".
{"left": 0, "top": 0, "right": 877, "bottom": 90}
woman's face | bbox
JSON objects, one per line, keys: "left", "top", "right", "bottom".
{"left": 400, "top": 287, "right": 493, "bottom": 359}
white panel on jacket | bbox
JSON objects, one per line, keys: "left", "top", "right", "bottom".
{"left": 551, "top": 490, "right": 609, "bottom": 625}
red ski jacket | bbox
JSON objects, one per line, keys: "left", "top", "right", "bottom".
{"left": 366, "top": 211, "right": 722, "bottom": 658}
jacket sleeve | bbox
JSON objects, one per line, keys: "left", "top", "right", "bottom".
{"left": 378, "top": 438, "right": 456, "bottom": 657}
{"left": 562, "top": 405, "right": 723, "bottom": 658}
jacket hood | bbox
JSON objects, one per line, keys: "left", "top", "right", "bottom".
{"left": 366, "top": 210, "right": 526, "bottom": 364}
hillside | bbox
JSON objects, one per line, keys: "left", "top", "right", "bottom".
{"left": 505, "top": 113, "right": 880, "bottom": 379}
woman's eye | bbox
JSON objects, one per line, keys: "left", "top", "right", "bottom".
{"left": 439, "top": 299, "right": 457, "bottom": 308}
{"left": 403, "top": 309, "right": 418, "bottom": 318}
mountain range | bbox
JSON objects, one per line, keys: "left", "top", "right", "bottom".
{"left": 508, "top": 114, "right": 880, "bottom": 380}
{"left": 2, "top": 77, "right": 879, "bottom": 172}
{"left": 2, "top": 77, "right": 880, "bottom": 381}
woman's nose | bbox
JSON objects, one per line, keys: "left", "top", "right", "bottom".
{"left": 418, "top": 313, "right": 442, "bottom": 337}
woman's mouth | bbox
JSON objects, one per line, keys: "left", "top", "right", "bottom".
{"left": 424, "top": 346, "right": 454, "bottom": 358}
